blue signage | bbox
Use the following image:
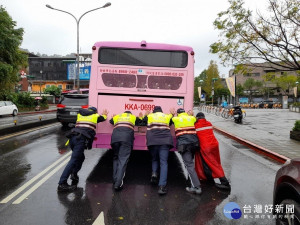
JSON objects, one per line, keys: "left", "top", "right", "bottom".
{"left": 67, "top": 63, "right": 91, "bottom": 80}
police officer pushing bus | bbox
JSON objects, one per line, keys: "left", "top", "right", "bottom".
{"left": 143, "top": 106, "right": 174, "bottom": 195}
{"left": 57, "top": 106, "right": 108, "bottom": 192}
{"left": 171, "top": 108, "right": 202, "bottom": 195}
{"left": 110, "top": 111, "right": 143, "bottom": 191}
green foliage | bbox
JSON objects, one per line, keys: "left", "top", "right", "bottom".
{"left": 0, "top": 6, "right": 27, "bottom": 96}
{"left": 6, "top": 92, "right": 34, "bottom": 108}
{"left": 243, "top": 78, "right": 263, "bottom": 102}
{"left": 210, "top": 0, "right": 300, "bottom": 72}
{"left": 44, "top": 85, "right": 61, "bottom": 97}
{"left": 202, "top": 61, "right": 222, "bottom": 98}
{"left": 292, "top": 120, "right": 300, "bottom": 132}
{"left": 236, "top": 84, "right": 244, "bottom": 96}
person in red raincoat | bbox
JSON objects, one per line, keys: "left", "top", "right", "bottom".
{"left": 194, "top": 112, "right": 231, "bottom": 190}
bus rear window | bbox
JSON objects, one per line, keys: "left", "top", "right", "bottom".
{"left": 148, "top": 76, "right": 182, "bottom": 90}
{"left": 99, "top": 48, "right": 188, "bottom": 68}
{"left": 102, "top": 74, "right": 182, "bottom": 90}
{"left": 102, "top": 73, "right": 136, "bottom": 88}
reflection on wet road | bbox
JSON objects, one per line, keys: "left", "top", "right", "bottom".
{"left": 0, "top": 126, "right": 281, "bottom": 225}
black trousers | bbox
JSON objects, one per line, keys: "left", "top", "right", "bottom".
{"left": 111, "top": 142, "right": 132, "bottom": 188}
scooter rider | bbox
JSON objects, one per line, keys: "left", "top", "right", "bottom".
{"left": 110, "top": 111, "right": 143, "bottom": 191}
{"left": 57, "top": 106, "right": 108, "bottom": 192}
{"left": 171, "top": 108, "right": 202, "bottom": 195}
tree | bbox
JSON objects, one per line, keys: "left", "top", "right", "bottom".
{"left": 0, "top": 6, "right": 27, "bottom": 99}
{"left": 44, "top": 85, "right": 61, "bottom": 99}
{"left": 210, "top": 0, "right": 300, "bottom": 72}
{"left": 273, "top": 74, "right": 298, "bottom": 95}
{"left": 243, "top": 78, "right": 263, "bottom": 102}
{"left": 202, "top": 61, "right": 222, "bottom": 100}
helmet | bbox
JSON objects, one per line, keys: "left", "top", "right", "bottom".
{"left": 177, "top": 108, "right": 185, "bottom": 114}
{"left": 88, "top": 106, "right": 97, "bottom": 113}
{"left": 153, "top": 106, "right": 163, "bottom": 113}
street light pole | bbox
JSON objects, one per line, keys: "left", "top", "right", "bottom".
{"left": 46, "top": 3, "right": 111, "bottom": 91}
{"left": 39, "top": 70, "right": 43, "bottom": 97}
{"left": 211, "top": 78, "right": 218, "bottom": 106}
{"left": 296, "top": 81, "right": 299, "bottom": 103}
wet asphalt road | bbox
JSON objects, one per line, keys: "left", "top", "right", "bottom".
{"left": 0, "top": 124, "right": 281, "bottom": 225}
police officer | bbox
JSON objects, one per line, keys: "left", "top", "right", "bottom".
{"left": 110, "top": 111, "right": 143, "bottom": 191}
{"left": 143, "top": 106, "right": 174, "bottom": 195}
{"left": 171, "top": 108, "right": 202, "bottom": 195}
{"left": 57, "top": 106, "right": 108, "bottom": 192}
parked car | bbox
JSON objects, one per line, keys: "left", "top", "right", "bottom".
{"left": 273, "top": 158, "right": 300, "bottom": 224}
{"left": 56, "top": 94, "right": 89, "bottom": 126}
{"left": 0, "top": 101, "right": 18, "bottom": 116}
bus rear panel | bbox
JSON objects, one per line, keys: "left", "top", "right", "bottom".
{"left": 89, "top": 41, "right": 195, "bottom": 150}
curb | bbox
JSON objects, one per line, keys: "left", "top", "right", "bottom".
{"left": 18, "top": 109, "right": 57, "bottom": 115}
{"left": 213, "top": 126, "right": 290, "bottom": 164}
{"left": 0, "top": 118, "right": 58, "bottom": 137}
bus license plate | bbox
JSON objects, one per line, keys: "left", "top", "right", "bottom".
{"left": 70, "top": 112, "right": 77, "bottom": 115}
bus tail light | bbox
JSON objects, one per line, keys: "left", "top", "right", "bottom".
{"left": 190, "top": 51, "right": 195, "bottom": 56}
{"left": 92, "top": 46, "right": 96, "bottom": 51}
{"left": 81, "top": 105, "right": 89, "bottom": 109}
{"left": 57, "top": 104, "right": 66, "bottom": 109}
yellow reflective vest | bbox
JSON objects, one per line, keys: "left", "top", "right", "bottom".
{"left": 172, "top": 113, "right": 196, "bottom": 136}
{"left": 113, "top": 113, "right": 136, "bottom": 130}
{"left": 147, "top": 112, "right": 173, "bottom": 131}
{"left": 75, "top": 113, "right": 101, "bottom": 131}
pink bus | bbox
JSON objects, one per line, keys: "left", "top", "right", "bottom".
{"left": 89, "top": 41, "right": 195, "bottom": 150}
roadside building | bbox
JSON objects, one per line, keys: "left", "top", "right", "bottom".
{"left": 229, "top": 62, "right": 299, "bottom": 104}
{"left": 27, "top": 54, "right": 91, "bottom": 94}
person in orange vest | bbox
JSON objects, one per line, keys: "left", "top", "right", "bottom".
{"left": 57, "top": 107, "right": 108, "bottom": 192}
{"left": 194, "top": 112, "right": 230, "bottom": 190}
{"left": 110, "top": 111, "right": 143, "bottom": 191}
{"left": 171, "top": 108, "right": 202, "bottom": 195}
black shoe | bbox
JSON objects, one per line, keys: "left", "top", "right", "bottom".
{"left": 114, "top": 184, "right": 123, "bottom": 191}
{"left": 150, "top": 173, "right": 158, "bottom": 185}
{"left": 158, "top": 186, "right": 167, "bottom": 195}
{"left": 215, "top": 182, "right": 231, "bottom": 190}
{"left": 57, "top": 183, "right": 77, "bottom": 192}
{"left": 70, "top": 174, "right": 79, "bottom": 185}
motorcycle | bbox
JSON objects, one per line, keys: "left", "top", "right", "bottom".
{"left": 233, "top": 106, "right": 243, "bottom": 123}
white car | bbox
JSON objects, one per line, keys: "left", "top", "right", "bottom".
{"left": 0, "top": 101, "right": 18, "bottom": 116}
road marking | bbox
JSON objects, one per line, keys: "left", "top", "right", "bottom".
{"left": 0, "top": 123, "right": 60, "bottom": 141}
{"left": 12, "top": 157, "right": 70, "bottom": 204}
{"left": 92, "top": 211, "right": 105, "bottom": 225}
{"left": 0, "top": 151, "right": 71, "bottom": 204}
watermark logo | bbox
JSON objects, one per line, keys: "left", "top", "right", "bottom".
{"left": 223, "top": 202, "right": 242, "bottom": 219}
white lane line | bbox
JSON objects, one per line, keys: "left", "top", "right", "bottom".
{"left": 0, "top": 151, "right": 71, "bottom": 204}
{"left": 92, "top": 211, "right": 105, "bottom": 225}
{"left": 12, "top": 156, "right": 70, "bottom": 204}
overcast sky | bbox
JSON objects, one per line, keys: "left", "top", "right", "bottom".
{"left": 1, "top": 0, "right": 267, "bottom": 77}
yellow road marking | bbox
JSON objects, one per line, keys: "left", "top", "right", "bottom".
{"left": 0, "top": 123, "right": 60, "bottom": 141}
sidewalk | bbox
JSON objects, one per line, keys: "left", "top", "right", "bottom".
{"left": 195, "top": 108, "right": 300, "bottom": 161}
